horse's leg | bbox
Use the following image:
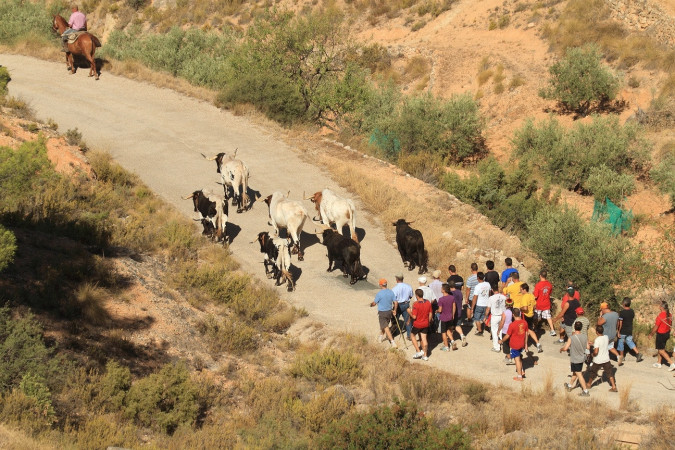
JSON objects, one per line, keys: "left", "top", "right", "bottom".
{"left": 67, "top": 52, "right": 75, "bottom": 74}
{"left": 86, "top": 42, "right": 98, "bottom": 80}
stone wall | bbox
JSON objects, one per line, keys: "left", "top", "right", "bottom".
{"left": 605, "top": 0, "right": 675, "bottom": 46}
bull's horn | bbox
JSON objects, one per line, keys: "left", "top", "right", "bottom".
{"left": 182, "top": 193, "right": 194, "bottom": 199}
{"left": 287, "top": 190, "right": 290, "bottom": 198}
{"left": 202, "top": 153, "right": 218, "bottom": 161}
{"left": 233, "top": 148, "right": 238, "bottom": 157}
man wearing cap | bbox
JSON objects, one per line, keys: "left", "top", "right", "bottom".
{"left": 392, "top": 274, "right": 413, "bottom": 341}
{"left": 573, "top": 306, "right": 590, "bottom": 337}
{"left": 370, "top": 279, "right": 398, "bottom": 348}
{"left": 597, "top": 302, "right": 621, "bottom": 360}
{"left": 553, "top": 285, "right": 580, "bottom": 343}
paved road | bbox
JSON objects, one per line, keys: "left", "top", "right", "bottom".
{"left": 3, "top": 53, "right": 673, "bottom": 411}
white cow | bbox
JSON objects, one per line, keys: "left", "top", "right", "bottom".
{"left": 263, "top": 191, "right": 309, "bottom": 261}
{"left": 307, "top": 188, "right": 358, "bottom": 243}
{"left": 204, "top": 150, "right": 250, "bottom": 213}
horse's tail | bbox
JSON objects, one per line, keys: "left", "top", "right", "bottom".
{"left": 91, "top": 35, "right": 101, "bottom": 48}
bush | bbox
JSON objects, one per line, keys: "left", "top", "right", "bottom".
{"left": 651, "top": 144, "right": 675, "bottom": 211}
{"left": 513, "top": 115, "right": 648, "bottom": 192}
{"left": 0, "top": 0, "right": 53, "bottom": 45}
{"left": 462, "top": 382, "right": 489, "bottom": 405}
{"left": 584, "top": 164, "right": 635, "bottom": 204}
{"left": 124, "top": 362, "right": 203, "bottom": 434}
{"left": 0, "top": 66, "right": 10, "bottom": 95}
{"left": 0, "top": 225, "right": 16, "bottom": 272}
{"left": 539, "top": 44, "right": 620, "bottom": 114}
{"left": 317, "top": 400, "right": 471, "bottom": 449}
{"left": 526, "top": 207, "right": 634, "bottom": 317}
{"left": 289, "top": 349, "right": 362, "bottom": 384}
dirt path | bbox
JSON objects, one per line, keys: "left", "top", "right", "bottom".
{"left": 2, "top": 53, "right": 673, "bottom": 412}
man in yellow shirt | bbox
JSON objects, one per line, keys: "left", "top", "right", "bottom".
{"left": 519, "top": 283, "right": 543, "bottom": 354}
{"left": 502, "top": 272, "right": 523, "bottom": 306}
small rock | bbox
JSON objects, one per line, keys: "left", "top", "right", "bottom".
{"left": 327, "top": 384, "right": 355, "bottom": 406}
{"left": 527, "top": 22, "right": 535, "bottom": 28}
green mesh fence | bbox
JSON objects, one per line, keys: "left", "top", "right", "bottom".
{"left": 369, "top": 128, "right": 400, "bottom": 157}
{"left": 592, "top": 197, "right": 633, "bottom": 235}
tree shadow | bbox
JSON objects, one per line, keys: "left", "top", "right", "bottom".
{"left": 544, "top": 99, "right": 629, "bottom": 120}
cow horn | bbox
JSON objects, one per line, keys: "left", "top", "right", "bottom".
{"left": 182, "top": 193, "right": 194, "bottom": 199}
{"left": 287, "top": 190, "right": 290, "bottom": 198}
{"left": 233, "top": 148, "right": 238, "bottom": 157}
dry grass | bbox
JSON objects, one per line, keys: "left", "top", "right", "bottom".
{"left": 619, "top": 381, "right": 633, "bottom": 411}
{"left": 73, "top": 282, "right": 109, "bottom": 326}
{"left": 403, "top": 55, "right": 431, "bottom": 82}
{"left": 477, "top": 69, "right": 493, "bottom": 86}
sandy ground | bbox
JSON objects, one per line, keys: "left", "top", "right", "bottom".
{"left": 2, "top": 53, "right": 674, "bottom": 412}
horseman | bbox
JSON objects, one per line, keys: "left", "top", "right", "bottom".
{"left": 61, "top": 4, "right": 87, "bottom": 52}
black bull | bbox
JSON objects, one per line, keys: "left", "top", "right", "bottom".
{"left": 189, "top": 190, "right": 227, "bottom": 242}
{"left": 321, "top": 229, "right": 364, "bottom": 285}
{"left": 393, "top": 219, "right": 428, "bottom": 274}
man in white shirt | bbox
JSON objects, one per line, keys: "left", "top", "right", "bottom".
{"left": 486, "top": 287, "right": 507, "bottom": 351}
{"left": 470, "top": 272, "right": 491, "bottom": 336}
{"left": 587, "top": 325, "right": 618, "bottom": 392}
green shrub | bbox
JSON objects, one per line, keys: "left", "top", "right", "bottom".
{"left": 75, "top": 414, "right": 139, "bottom": 449}
{"left": 513, "top": 115, "right": 649, "bottom": 192}
{"left": 584, "top": 164, "right": 635, "bottom": 203}
{"left": 18, "top": 373, "right": 55, "bottom": 426}
{"left": 651, "top": 144, "right": 675, "bottom": 211}
{"left": 124, "top": 362, "right": 203, "bottom": 434}
{"left": 0, "top": 0, "right": 53, "bottom": 45}
{"left": 0, "top": 225, "right": 16, "bottom": 272}
{"left": 195, "top": 315, "right": 258, "bottom": 355}
{"left": 99, "top": 360, "right": 132, "bottom": 411}
{"left": 289, "top": 349, "right": 362, "bottom": 384}
{"left": 300, "top": 389, "right": 351, "bottom": 433}
{"left": 0, "top": 66, "right": 10, "bottom": 95}
{"left": 317, "top": 400, "right": 471, "bottom": 449}
{"left": 539, "top": 44, "right": 620, "bottom": 114}
{"left": 64, "top": 128, "right": 83, "bottom": 147}
{"left": 526, "top": 207, "right": 634, "bottom": 317}
{"left": 0, "top": 306, "right": 61, "bottom": 391}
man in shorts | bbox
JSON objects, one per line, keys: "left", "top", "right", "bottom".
{"left": 417, "top": 276, "right": 437, "bottom": 333}
{"left": 597, "top": 302, "right": 620, "bottom": 360}
{"left": 470, "top": 272, "right": 491, "bottom": 336}
{"left": 500, "top": 298, "right": 514, "bottom": 363}
{"left": 449, "top": 281, "right": 467, "bottom": 349}
{"left": 573, "top": 307, "right": 590, "bottom": 336}
{"left": 392, "top": 274, "right": 413, "bottom": 341}
{"left": 553, "top": 285, "right": 580, "bottom": 344}
{"left": 370, "top": 279, "right": 397, "bottom": 348}
{"left": 533, "top": 269, "right": 556, "bottom": 336}
{"left": 499, "top": 308, "right": 528, "bottom": 381}
{"left": 587, "top": 325, "right": 618, "bottom": 393}
{"left": 446, "top": 265, "right": 465, "bottom": 323}
{"left": 617, "top": 297, "right": 643, "bottom": 366}
{"left": 437, "top": 283, "right": 456, "bottom": 352}
{"left": 409, "top": 288, "right": 432, "bottom": 361}
{"left": 560, "top": 321, "right": 590, "bottom": 396}
{"left": 519, "top": 283, "right": 543, "bottom": 354}
{"left": 465, "top": 263, "right": 479, "bottom": 323}
{"left": 558, "top": 282, "right": 580, "bottom": 342}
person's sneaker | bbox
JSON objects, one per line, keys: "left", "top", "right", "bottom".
{"left": 413, "top": 351, "right": 423, "bottom": 359}
{"left": 557, "top": 339, "right": 565, "bottom": 344}
{"left": 550, "top": 330, "right": 557, "bottom": 336}
{"left": 653, "top": 363, "right": 663, "bottom": 369}
{"left": 636, "top": 353, "right": 644, "bottom": 363}
{"left": 378, "top": 335, "right": 386, "bottom": 343}
{"left": 390, "top": 340, "right": 397, "bottom": 349}
{"left": 565, "top": 383, "right": 573, "bottom": 392}
{"left": 609, "top": 387, "right": 618, "bottom": 392}
{"left": 579, "top": 390, "right": 590, "bottom": 397}
{"left": 461, "top": 336, "right": 468, "bottom": 347}
{"left": 618, "top": 357, "right": 624, "bottom": 367}
{"left": 506, "top": 359, "right": 516, "bottom": 365}
{"left": 474, "top": 331, "right": 484, "bottom": 336}
{"left": 491, "top": 347, "right": 500, "bottom": 352}
{"left": 441, "top": 346, "right": 450, "bottom": 352}
{"left": 669, "top": 364, "right": 675, "bottom": 372}
{"left": 422, "top": 356, "right": 429, "bottom": 361}
{"left": 452, "top": 342, "right": 458, "bottom": 351}
{"left": 537, "top": 344, "right": 543, "bottom": 353}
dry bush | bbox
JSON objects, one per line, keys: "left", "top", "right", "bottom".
{"left": 397, "top": 151, "right": 444, "bottom": 185}
{"left": 73, "top": 414, "right": 138, "bottom": 449}
{"left": 502, "top": 410, "right": 523, "bottom": 433}
{"left": 477, "top": 69, "right": 493, "bottom": 86}
{"left": 73, "top": 282, "right": 109, "bottom": 326}
{"left": 301, "top": 390, "right": 351, "bottom": 433}
{"left": 400, "top": 368, "right": 458, "bottom": 404}
{"left": 195, "top": 315, "right": 257, "bottom": 356}
{"left": 289, "top": 349, "right": 362, "bottom": 385}
{"left": 509, "top": 74, "right": 526, "bottom": 90}
{"left": 403, "top": 55, "right": 430, "bottom": 82}
{"left": 462, "top": 382, "right": 489, "bottom": 405}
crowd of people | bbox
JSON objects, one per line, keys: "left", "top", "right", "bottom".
{"left": 371, "top": 258, "right": 675, "bottom": 395}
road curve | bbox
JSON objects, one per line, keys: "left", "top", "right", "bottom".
{"left": 2, "top": 54, "right": 670, "bottom": 412}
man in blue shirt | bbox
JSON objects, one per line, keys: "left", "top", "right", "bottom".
{"left": 392, "top": 274, "right": 413, "bottom": 341}
{"left": 500, "top": 257, "right": 519, "bottom": 290}
{"left": 370, "top": 278, "right": 398, "bottom": 348}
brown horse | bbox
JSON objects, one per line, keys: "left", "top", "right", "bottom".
{"left": 52, "top": 14, "right": 101, "bottom": 80}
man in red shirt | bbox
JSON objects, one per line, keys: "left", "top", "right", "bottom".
{"left": 533, "top": 270, "right": 555, "bottom": 336}
{"left": 499, "top": 308, "right": 528, "bottom": 381}
{"left": 408, "top": 288, "right": 432, "bottom": 361}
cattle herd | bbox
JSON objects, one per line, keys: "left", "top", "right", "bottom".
{"left": 184, "top": 151, "right": 429, "bottom": 292}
